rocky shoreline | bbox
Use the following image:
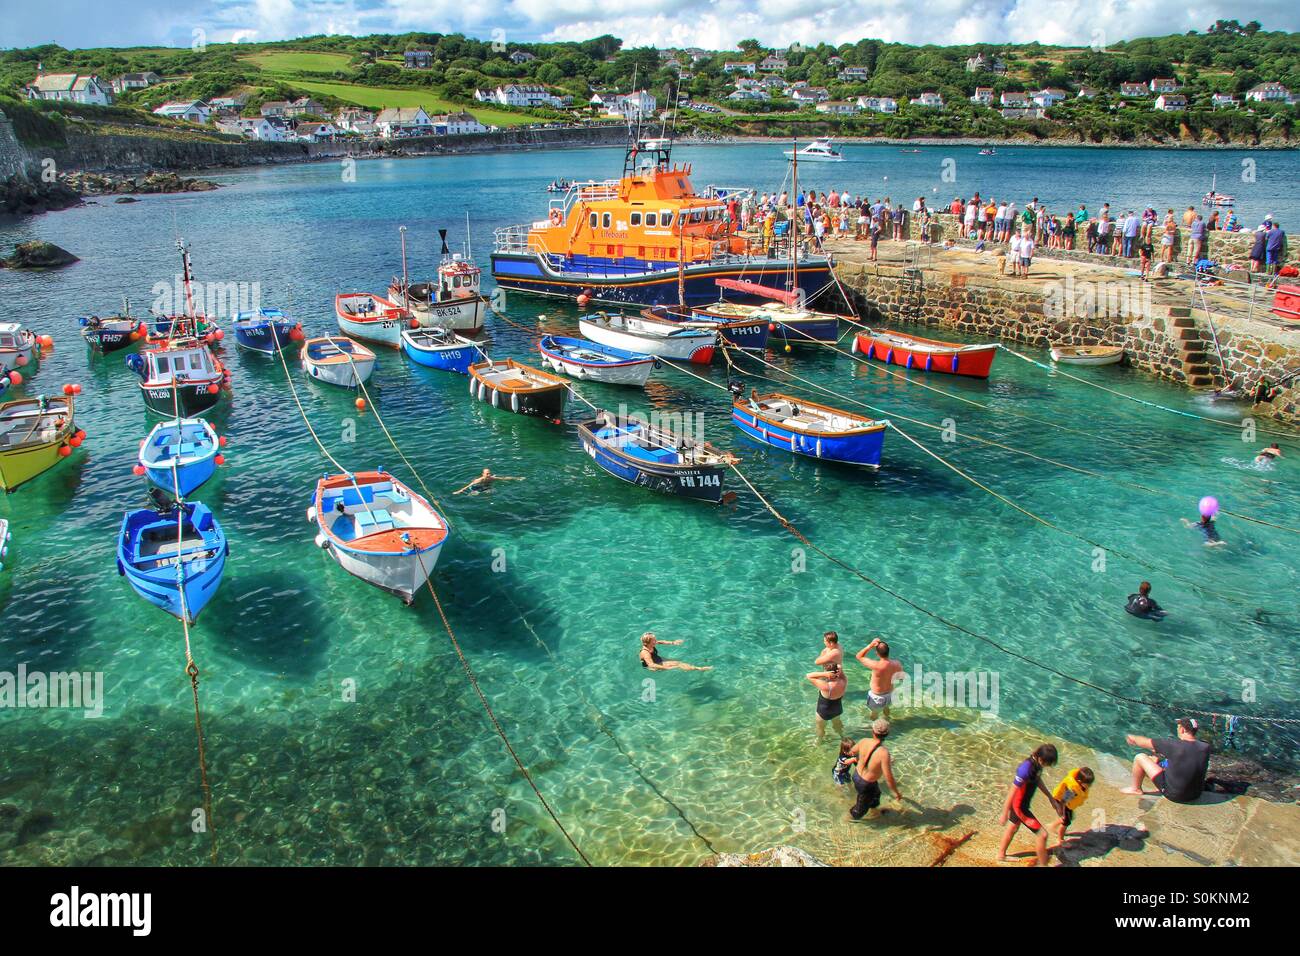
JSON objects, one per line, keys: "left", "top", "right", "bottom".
{"left": 0, "top": 170, "right": 219, "bottom": 219}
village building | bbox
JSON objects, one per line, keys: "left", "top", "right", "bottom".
{"left": 970, "top": 87, "right": 994, "bottom": 105}
{"left": 110, "top": 72, "right": 161, "bottom": 94}
{"left": 375, "top": 106, "right": 433, "bottom": 138}
{"left": 25, "top": 72, "right": 113, "bottom": 106}
{"left": 152, "top": 100, "right": 210, "bottom": 123}
{"left": 856, "top": 96, "right": 898, "bottom": 113}
{"left": 1246, "top": 81, "right": 1292, "bottom": 103}
{"left": 403, "top": 50, "right": 433, "bottom": 69}
{"left": 1154, "top": 93, "right": 1188, "bottom": 111}
{"left": 815, "top": 100, "right": 860, "bottom": 115}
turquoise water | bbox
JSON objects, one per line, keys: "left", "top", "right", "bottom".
{"left": 0, "top": 144, "right": 1298, "bottom": 866}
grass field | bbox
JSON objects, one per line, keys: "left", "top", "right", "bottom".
{"left": 286, "top": 79, "right": 537, "bottom": 126}
{"left": 240, "top": 50, "right": 355, "bottom": 74}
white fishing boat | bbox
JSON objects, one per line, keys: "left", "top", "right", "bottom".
{"left": 578, "top": 312, "right": 716, "bottom": 364}
{"left": 335, "top": 293, "right": 409, "bottom": 349}
{"left": 784, "top": 138, "right": 844, "bottom": 162}
{"left": 1049, "top": 345, "right": 1125, "bottom": 367}
{"left": 388, "top": 226, "right": 490, "bottom": 332}
{"left": 301, "top": 336, "right": 376, "bottom": 387}
{"left": 0, "top": 323, "right": 39, "bottom": 374}
{"left": 310, "top": 470, "right": 449, "bottom": 604}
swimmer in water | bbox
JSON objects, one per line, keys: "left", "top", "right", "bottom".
{"left": 1255, "top": 443, "right": 1283, "bottom": 465}
{"left": 454, "top": 468, "right": 526, "bottom": 494}
{"left": 638, "top": 632, "right": 712, "bottom": 672}
{"left": 1125, "top": 581, "right": 1167, "bottom": 620}
{"left": 1181, "top": 514, "right": 1226, "bottom": 548}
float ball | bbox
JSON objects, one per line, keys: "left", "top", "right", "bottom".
{"left": 215, "top": 454, "right": 226, "bottom": 466}
{"left": 1199, "top": 495, "right": 1220, "bottom": 519}
{"left": 208, "top": 383, "right": 220, "bottom": 394}
{"left": 132, "top": 464, "right": 146, "bottom": 476}
{"left": 58, "top": 445, "right": 72, "bottom": 458}
{"left": 7, "top": 371, "right": 21, "bottom": 386}
{"left": 355, "top": 398, "right": 366, "bottom": 411}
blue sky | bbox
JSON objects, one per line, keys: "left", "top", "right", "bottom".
{"left": 2, "top": 0, "right": 1296, "bottom": 50}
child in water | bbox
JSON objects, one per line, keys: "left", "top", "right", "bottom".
{"left": 833, "top": 737, "right": 855, "bottom": 786}
{"left": 1051, "top": 766, "right": 1094, "bottom": 850}
{"left": 1181, "top": 514, "right": 1226, "bottom": 547}
{"left": 1255, "top": 443, "right": 1283, "bottom": 466}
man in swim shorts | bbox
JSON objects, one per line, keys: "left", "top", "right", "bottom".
{"left": 855, "top": 638, "right": 902, "bottom": 719}
{"left": 806, "top": 661, "right": 847, "bottom": 742}
{"left": 1121, "top": 718, "right": 1212, "bottom": 802}
{"left": 998, "top": 743, "right": 1059, "bottom": 866}
{"left": 847, "top": 719, "right": 901, "bottom": 820}
{"left": 1255, "top": 443, "right": 1283, "bottom": 465}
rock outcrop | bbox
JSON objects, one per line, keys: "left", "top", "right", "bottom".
{"left": 0, "top": 241, "right": 79, "bottom": 269}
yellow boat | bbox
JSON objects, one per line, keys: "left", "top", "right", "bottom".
{"left": 0, "top": 396, "right": 76, "bottom": 491}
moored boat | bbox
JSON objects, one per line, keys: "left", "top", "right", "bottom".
{"left": 578, "top": 311, "right": 715, "bottom": 364}
{"left": 309, "top": 470, "right": 449, "bottom": 603}
{"left": 301, "top": 336, "right": 376, "bottom": 388}
{"left": 0, "top": 323, "right": 39, "bottom": 374}
{"left": 231, "top": 308, "right": 303, "bottom": 354}
{"left": 389, "top": 227, "right": 490, "bottom": 333}
{"left": 577, "top": 409, "right": 735, "bottom": 502}
{"left": 116, "top": 499, "right": 227, "bottom": 623}
{"left": 335, "top": 293, "right": 410, "bottom": 349}
{"left": 853, "top": 329, "right": 998, "bottom": 378}
{"left": 127, "top": 339, "right": 229, "bottom": 417}
{"left": 731, "top": 390, "right": 888, "bottom": 468}
{"left": 784, "top": 138, "right": 844, "bottom": 162}
{"left": 538, "top": 335, "right": 655, "bottom": 386}
{"left": 137, "top": 418, "right": 221, "bottom": 497}
{"left": 0, "top": 395, "right": 80, "bottom": 492}
{"left": 80, "top": 312, "right": 146, "bottom": 354}
{"left": 400, "top": 327, "right": 485, "bottom": 375}
{"left": 640, "top": 305, "right": 770, "bottom": 351}
{"left": 467, "top": 358, "right": 568, "bottom": 419}
{"left": 1049, "top": 344, "right": 1124, "bottom": 367}
{"left": 692, "top": 300, "right": 839, "bottom": 346}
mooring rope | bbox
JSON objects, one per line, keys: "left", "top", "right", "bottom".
{"left": 724, "top": 461, "right": 1300, "bottom": 728}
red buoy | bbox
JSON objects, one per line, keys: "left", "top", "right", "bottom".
{"left": 207, "top": 383, "right": 220, "bottom": 394}
{"left": 62, "top": 384, "right": 74, "bottom": 395}
{"left": 7, "top": 371, "right": 21, "bottom": 386}
{"left": 355, "top": 397, "right": 366, "bottom": 411}
{"left": 132, "top": 464, "right": 146, "bottom": 476}
{"left": 58, "top": 445, "right": 72, "bottom": 458}
{"left": 71, "top": 384, "right": 82, "bottom": 395}
{"left": 215, "top": 454, "right": 226, "bottom": 466}
{"left": 218, "top": 435, "right": 228, "bottom": 447}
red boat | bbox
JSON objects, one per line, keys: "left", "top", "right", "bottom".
{"left": 852, "top": 329, "right": 998, "bottom": 379}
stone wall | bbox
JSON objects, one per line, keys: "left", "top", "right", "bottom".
{"left": 903, "top": 211, "right": 1297, "bottom": 269}
{"left": 834, "top": 259, "right": 1300, "bottom": 424}
{"left": 0, "top": 109, "right": 28, "bottom": 180}
{"left": 28, "top": 132, "right": 309, "bottom": 173}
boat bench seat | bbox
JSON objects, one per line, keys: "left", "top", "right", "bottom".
{"left": 621, "top": 443, "right": 679, "bottom": 465}
{"left": 355, "top": 508, "right": 394, "bottom": 532}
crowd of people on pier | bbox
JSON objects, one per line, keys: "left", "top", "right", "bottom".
{"left": 725, "top": 187, "right": 1290, "bottom": 280}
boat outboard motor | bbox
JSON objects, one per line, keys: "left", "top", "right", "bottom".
{"left": 125, "top": 353, "right": 146, "bottom": 378}
{"left": 727, "top": 380, "right": 745, "bottom": 400}
{"left": 148, "top": 487, "right": 176, "bottom": 514}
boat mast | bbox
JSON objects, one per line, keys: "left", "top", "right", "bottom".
{"left": 178, "top": 238, "right": 195, "bottom": 320}
{"left": 677, "top": 221, "right": 686, "bottom": 309}
{"left": 791, "top": 139, "right": 799, "bottom": 301}
{"left": 399, "top": 225, "right": 409, "bottom": 308}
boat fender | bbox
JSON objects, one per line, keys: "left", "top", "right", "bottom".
{"left": 576, "top": 366, "right": 585, "bottom": 379}
{"left": 468, "top": 375, "right": 475, "bottom": 396}
{"left": 885, "top": 349, "right": 894, "bottom": 364}
{"left": 314, "top": 533, "right": 329, "bottom": 550}
{"left": 951, "top": 355, "right": 959, "bottom": 373}
{"left": 925, "top": 355, "right": 933, "bottom": 371}
{"left": 905, "top": 353, "right": 914, "bottom": 369}
{"left": 652, "top": 358, "right": 662, "bottom": 370}
{"left": 851, "top": 337, "right": 860, "bottom": 354}
{"left": 115, "top": 559, "right": 124, "bottom": 576}
{"left": 816, "top": 438, "right": 823, "bottom": 458}
{"left": 491, "top": 387, "right": 499, "bottom": 408}
{"left": 511, "top": 392, "right": 519, "bottom": 413}
{"left": 306, "top": 506, "right": 317, "bottom": 523}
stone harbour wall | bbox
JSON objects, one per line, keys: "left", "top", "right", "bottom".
{"left": 833, "top": 259, "right": 1300, "bottom": 424}
{"left": 0, "top": 109, "right": 27, "bottom": 180}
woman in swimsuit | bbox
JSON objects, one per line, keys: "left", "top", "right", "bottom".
{"left": 1255, "top": 443, "right": 1283, "bottom": 466}
{"left": 639, "top": 632, "right": 711, "bottom": 672}
{"left": 806, "top": 662, "right": 847, "bottom": 741}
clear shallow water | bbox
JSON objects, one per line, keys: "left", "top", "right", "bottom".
{"left": 0, "top": 144, "right": 1297, "bottom": 866}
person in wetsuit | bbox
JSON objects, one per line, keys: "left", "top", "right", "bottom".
{"left": 639, "top": 632, "right": 711, "bottom": 672}
{"left": 997, "top": 743, "right": 1059, "bottom": 866}
{"left": 1181, "top": 513, "right": 1226, "bottom": 547}
{"left": 847, "top": 719, "right": 901, "bottom": 820}
{"left": 1125, "top": 581, "right": 1167, "bottom": 620}
{"left": 806, "top": 661, "right": 847, "bottom": 741}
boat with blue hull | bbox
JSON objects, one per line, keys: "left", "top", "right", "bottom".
{"left": 577, "top": 409, "right": 736, "bottom": 503}
{"left": 491, "top": 133, "right": 830, "bottom": 308}
{"left": 116, "top": 499, "right": 228, "bottom": 623}
{"left": 538, "top": 335, "right": 655, "bottom": 387}
{"left": 400, "top": 327, "right": 486, "bottom": 374}
{"left": 730, "top": 391, "right": 888, "bottom": 469}
{"left": 232, "top": 308, "right": 301, "bottom": 354}
{"left": 640, "top": 306, "right": 770, "bottom": 351}
{"left": 138, "top": 418, "right": 221, "bottom": 497}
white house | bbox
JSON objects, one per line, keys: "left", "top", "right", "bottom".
{"left": 1119, "top": 83, "right": 1148, "bottom": 97}
{"left": 153, "top": 100, "right": 210, "bottom": 123}
{"left": 1154, "top": 93, "right": 1188, "bottom": 111}
{"left": 611, "top": 90, "right": 657, "bottom": 119}
{"left": 1149, "top": 78, "right": 1180, "bottom": 94}
{"left": 965, "top": 54, "right": 1007, "bottom": 74}
{"left": 509, "top": 51, "right": 536, "bottom": 64}
{"left": 759, "top": 55, "right": 788, "bottom": 72}
{"left": 734, "top": 77, "right": 763, "bottom": 91}
{"left": 484, "top": 85, "right": 562, "bottom": 108}
{"left": 1001, "top": 106, "right": 1045, "bottom": 120}
{"left": 815, "top": 100, "right": 860, "bottom": 115}
{"left": 857, "top": 96, "right": 898, "bottom": 114}
{"left": 111, "top": 72, "right": 160, "bottom": 94}
{"left": 285, "top": 97, "right": 325, "bottom": 118}
{"left": 723, "top": 61, "right": 756, "bottom": 75}
{"left": 1211, "top": 93, "right": 1239, "bottom": 109}
{"left": 431, "top": 111, "right": 488, "bottom": 135}
{"left": 1032, "top": 88, "right": 1067, "bottom": 108}
{"left": 295, "top": 122, "right": 338, "bottom": 142}
{"left": 240, "top": 117, "right": 288, "bottom": 141}
{"left": 375, "top": 107, "right": 433, "bottom": 138}
{"left": 838, "top": 67, "right": 871, "bottom": 82}
{"left": 970, "top": 87, "right": 994, "bottom": 105}
{"left": 335, "top": 108, "right": 376, "bottom": 131}
{"left": 25, "top": 73, "right": 113, "bottom": 106}
{"left": 727, "top": 89, "right": 769, "bottom": 102}
{"left": 1246, "top": 82, "right": 1292, "bottom": 103}
{"left": 791, "top": 86, "right": 830, "bottom": 104}
{"left": 1000, "top": 91, "right": 1031, "bottom": 107}
{"left": 1076, "top": 86, "right": 1099, "bottom": 99}
{"left": 910, "top": 92, "right": 944, "bottom": 108}
{"left": 760, "top": 74, "right": 788, "bottom": 90}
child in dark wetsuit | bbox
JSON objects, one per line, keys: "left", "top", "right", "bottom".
{"left": 833, "top": 737, "right": 855, "bottom": 786}
{"left": 1125, "top": 581, "right": 1166, "bottom": 619}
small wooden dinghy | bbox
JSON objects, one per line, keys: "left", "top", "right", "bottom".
{"left": 301, "top": 337, "right": 376, "bottom": 387}
{"left": 400, "top": 327, "right": 485, "bottom": 375}
{"left": 335, "top": 293, "right": 410, "bottom": 349}
{"left": 853, "top": 329, "right": 997, "bottom": 378}
{"left": 138, "top": 418, "right": 221, "bottom": 497}
{"left": 579, "top": 312, "right": 715, "bottom": 364}
{"left": 232, "top": 307, "right": 302, "bottom": 354}
{"left": 309, "top": 470, "right": 449, "bottom": 603}
{"left": 731, "top": 390, "right": 888, "bottom": 468}
{"left": 79, "top": 314, "right": 145, "bottom": 354}
{"left": 0, "top": 395, "right": 79, "bottom": 491}
{"left": 640, "top": 306, "right": 770, "bottom": 351}
{"left": 1049, "top": 345, "right": 1124, "bottom": 366}
{"left": 117, "top": 499, "right": 228, "bottom": 623}
{"left": 577, "top": 409, "right": 735, "bottom": 502}
{"left": 467, "top": 358, "right": 568, "bottom": 419}
{"left": 538, "top": 335, "right": 654, "bottom": 387}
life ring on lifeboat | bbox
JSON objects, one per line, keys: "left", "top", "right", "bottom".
{"left": 549, "top": 209, "right": 562, "bottom": 226}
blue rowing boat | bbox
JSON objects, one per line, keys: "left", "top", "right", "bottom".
{"left": 399, "top": 327, "right": 486, "bottom": 374}
{"left": 576, "top": 409, "right": 735, "bottom": 502}
{"left": 538, "top": 335, "right": 655, "bottom": 386}
{"left": 138, "top": 418, "right": 221, "bottom": 497}
{"left": 116, "top": 500, "right": 228, "bottom": 623}
{"left": 232, "top": 308, "right": 301, "bottom": 354}
{"left": 730, "top": 390, "right": 888, "bottom": 468}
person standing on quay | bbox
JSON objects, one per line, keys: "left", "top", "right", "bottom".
{"left": 1188, "top": 213, "right": 1207, "bottom": 266}
{"left": 1266, "top": 220, "right": 1287, "bottom": 275}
